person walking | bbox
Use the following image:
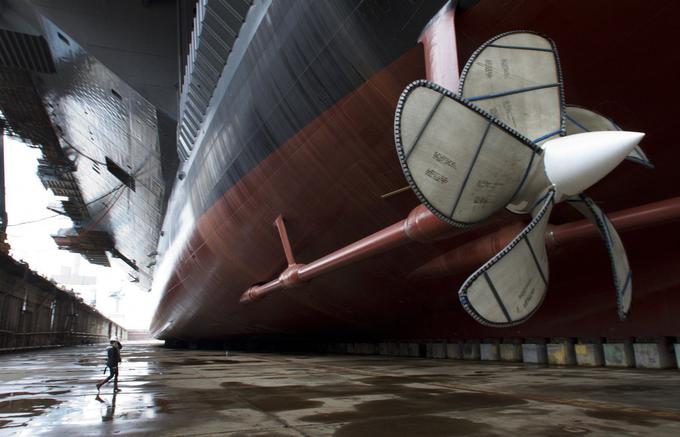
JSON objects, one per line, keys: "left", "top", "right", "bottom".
{"left": 96, "top": 336, "right": 122, "bottom": 393}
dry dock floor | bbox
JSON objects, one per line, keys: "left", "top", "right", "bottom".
{"left": 1, "top": 341, "right": 680, "bottom": 436}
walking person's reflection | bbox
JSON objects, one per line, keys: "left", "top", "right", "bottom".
{"left": 94, "top": 391, "right": 117, "bottom": 422}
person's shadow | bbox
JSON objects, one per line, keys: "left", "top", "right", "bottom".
{"left": 94, "top": 392, "right": 117, "bottom": 422}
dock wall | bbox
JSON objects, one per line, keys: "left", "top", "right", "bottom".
{"left": 0, "top": 253, "right": 125, "bottom": 352}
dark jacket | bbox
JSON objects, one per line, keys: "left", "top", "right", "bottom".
{"left": 106, "top": 345, "right": 121, "bottom": 368}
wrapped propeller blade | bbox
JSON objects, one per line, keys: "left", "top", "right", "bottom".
{"left": 394, "top": 80, "right": 539, "bottom": 226}
{"left": 458, "top": 189, "right": 555, "bottom": 327}
{"left": 458, "top": 31, "right": 565, "bottom": 146}
{"left": 565, "top": 106, "right": 653, "bottom": 168}
{"left": 457, "top": 31, "right": 565, "bottom": 215}
{"left": 566, "top": 195, "right": 632, "bottom": 319}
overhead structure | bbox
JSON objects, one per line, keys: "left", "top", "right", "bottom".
{"left": 0, "top": 1, "right": 172, "bottom": 290}
{"left": 176, "top": 0, "right": 255, "bottom": 160}
{"left": 395, "top": 31, "right": 650, "bottom": 327}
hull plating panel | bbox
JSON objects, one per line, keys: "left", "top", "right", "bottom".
{"left": 36, "top": 18, "right": 166, "bottom": 288}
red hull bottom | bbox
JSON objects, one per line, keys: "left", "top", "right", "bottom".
{"left": 151, "top": 0, "right": 680, "bottom": 341}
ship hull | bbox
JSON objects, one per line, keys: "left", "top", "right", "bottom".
{"left": 151, "top": 0, "right": 680, "bottom": 341}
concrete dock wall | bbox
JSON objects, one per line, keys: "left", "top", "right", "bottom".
{"left": 206, "top": 336, "right": 680, "bottom": 371}
{"left": 0, "top": 253, "right": 125, "bottom": 351}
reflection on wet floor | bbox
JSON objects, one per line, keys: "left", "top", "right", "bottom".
{"left": 1, "top": 341, "right": 680, "bottom": 436}
{"left": 94, "top": 393, "right": 117, "bottom": 422}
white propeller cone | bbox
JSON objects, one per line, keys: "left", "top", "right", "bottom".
{"left": 544, "top": 131, "right": 645, "bottom": 199}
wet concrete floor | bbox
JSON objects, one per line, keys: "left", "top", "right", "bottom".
{"left": 1, "top": 341, "right": 680, "bottom": 436}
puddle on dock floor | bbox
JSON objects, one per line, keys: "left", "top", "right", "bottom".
{"left": 1, "top": 342, "right": 680, "bottom": 436}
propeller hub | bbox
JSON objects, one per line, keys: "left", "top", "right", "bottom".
{"left": 544, "top": 131, "right": 645, "bottom": 199}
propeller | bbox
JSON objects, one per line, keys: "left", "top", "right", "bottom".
{"left": 394, "top": 31, "right": 650, "bottom": 327}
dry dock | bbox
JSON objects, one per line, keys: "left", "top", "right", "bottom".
{"left": 1, "top": 342, "right": 680, "bottom": 436}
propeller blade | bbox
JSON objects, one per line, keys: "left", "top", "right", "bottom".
{"left": 565, "top": 105, "right": 653, "bottom": 168}
{"left": 566, "top": 195, "right": 632, "bottom": 320}
{"left": 506, "top": 157, "right": 551, "bottom": 214}
{"left": 459, "top": 31, "right": 565, "bottom": 146}
{"left": 458, "top": 189, "right": 555, "bottom": 327}
{"left": 395, "top": 80, "right": 540, "bottom": 226}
